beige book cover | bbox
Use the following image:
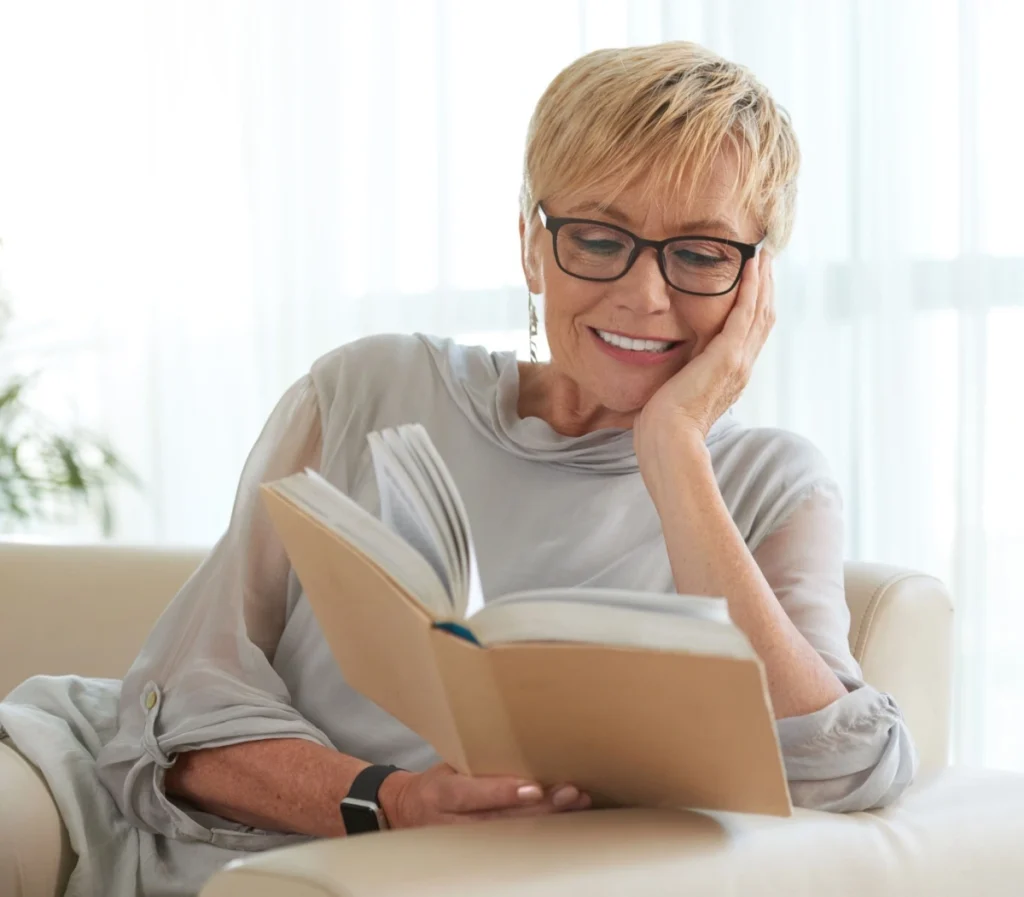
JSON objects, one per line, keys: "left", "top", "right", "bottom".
{"left": 260, "top": 449, "right": 792, "bottom": 816}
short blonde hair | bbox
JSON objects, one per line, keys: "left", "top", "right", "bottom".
{"left": 521, "top": 42, "right": 800, "bottom": 252}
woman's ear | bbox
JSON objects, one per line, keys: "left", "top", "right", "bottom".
{"left": 519, "top": 212, "right": 542, "bottom": 295}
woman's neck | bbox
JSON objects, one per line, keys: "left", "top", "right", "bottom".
{"left": 516, "top": 362, "right": 637, "bottom": 436}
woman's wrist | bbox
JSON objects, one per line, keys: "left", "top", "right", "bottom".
{"left": 377, "top": 768, "right": 415, "bottom": 829}
{"left": 635, "top": 415, "right": 712, "bottom": 505}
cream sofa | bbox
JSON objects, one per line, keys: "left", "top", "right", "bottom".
{"left": 2, "top": 541, "right": 1023, "bottom": 897}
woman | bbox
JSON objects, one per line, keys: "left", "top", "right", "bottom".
{"left": 0, "top": 41, "right": 915, "bottom": 896}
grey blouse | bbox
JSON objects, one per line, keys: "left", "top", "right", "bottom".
{"left": 0, "top": 333, "right": 916, "bottom": 897}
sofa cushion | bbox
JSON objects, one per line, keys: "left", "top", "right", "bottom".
{"left": 201, "top": 768, "right": 1024, "bottom": 897}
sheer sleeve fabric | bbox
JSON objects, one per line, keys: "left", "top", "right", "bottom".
{"left": 752, "top": 484, "right": 918, "bottom": 812}
{"left": 95, "top": 376, "right": 334, "bottom": 850}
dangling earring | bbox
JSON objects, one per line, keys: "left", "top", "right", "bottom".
{"left": 528, "top": 291, "right": 539, "bottom": 363}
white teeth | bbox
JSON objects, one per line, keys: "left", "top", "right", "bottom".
{"left": 595, "top": 329, "right": 675, "bottom": 353}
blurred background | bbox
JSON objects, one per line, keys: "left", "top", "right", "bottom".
{"left": 0, "top": 0, "right": 1021, "bottom": 772}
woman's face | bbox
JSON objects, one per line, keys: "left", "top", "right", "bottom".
{"left": 521, "top": 151, "right": 761, "bottom": 417}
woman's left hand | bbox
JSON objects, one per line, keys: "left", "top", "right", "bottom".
{"left": 635, "top": 247, "right": 774, "bottom": 448}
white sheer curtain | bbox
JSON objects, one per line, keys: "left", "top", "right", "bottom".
{"left": 0, "top": 0, "right": 1021, "bottom": 770}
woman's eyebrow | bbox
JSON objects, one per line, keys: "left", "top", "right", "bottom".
{"left": 564, "top": 202, "right": 739, "bottom": 239}
{"left": 565, "top": 200, "right": 633, "bottom": 223}
{"left": 674, "top": 218, "right": 741, "bottom": 239}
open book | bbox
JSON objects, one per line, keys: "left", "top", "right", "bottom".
{"left": 261, "top": 423, "right": 791, "bottom": 816}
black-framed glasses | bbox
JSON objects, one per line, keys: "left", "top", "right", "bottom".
{"left": 537, "top": 203, "right": 763, "bottom": 297}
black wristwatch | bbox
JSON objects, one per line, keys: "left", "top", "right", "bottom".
{"left": 340, "top": 764, "right": 403, "bottom": 835}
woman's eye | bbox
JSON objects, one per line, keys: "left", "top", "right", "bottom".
{"left": 576, "top": 237, "right": 627, "bottom": 255}
{"left": 674, "top": 248, "right": 727, "bottom": 267}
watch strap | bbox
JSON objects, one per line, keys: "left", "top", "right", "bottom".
{"left": 340, "top": 764, "right": 402, "bottom": 835}
{"left": 348, "top": 763, "right": 402, "bottom": 803}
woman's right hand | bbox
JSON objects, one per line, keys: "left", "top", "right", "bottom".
{"left": 378, "top": 763, "right": 591, "bottom": 828}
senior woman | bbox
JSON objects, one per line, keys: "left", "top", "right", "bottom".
{"left": 0, "top": 41, "right": 915, "bottom": 897}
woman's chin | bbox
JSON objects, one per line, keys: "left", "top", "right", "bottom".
{"left": 588, "top": 378, "right": 665, "bottom": 419}
{"left": 576, "top": 338, "right": 684, "bottom": 416}
{"left": 547, "top": 353, "right": 674, "bottom": 421}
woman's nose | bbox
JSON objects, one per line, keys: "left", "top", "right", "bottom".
{"left": 615, "top": 246, "right": 673, "bottom": 314}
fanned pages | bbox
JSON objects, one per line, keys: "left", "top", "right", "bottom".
{"left": 402, "top": 425, "right": 486, "bottom": 617}
{"left": 261, "top": 423, "right": 792, "bottom": 817}
{"left": 271, "top": 468, "right": 451, "bottom": 615}
{"left": 369, "top": 424, "right": 485, "bottom": 617}
{"left": 368, "top": 430, "right": 458, "bottom": 606}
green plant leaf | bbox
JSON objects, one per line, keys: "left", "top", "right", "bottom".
{"left": 53, "top": 438, "right": 86, "bottom": 492}
{"left": 0, "top": 377, "right": 27, "bottom": 411}
{"left": 0, "top": 335, "right": 139, "bottom": 533}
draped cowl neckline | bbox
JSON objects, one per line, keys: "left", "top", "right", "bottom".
{"left": 419, "top": 334, "right": 738, "bottom": 476}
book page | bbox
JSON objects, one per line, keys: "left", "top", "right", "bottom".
{"left": 488, "top": 587, "right": 733, "bottom": 624}
{"left": 269, "top": 471, "right": 451, "bottom": 616}
{"left": 385, "top": 428, "right": 467, "bottom": 604}
{"left": 403, "top": 425, "right": 485, "bottom": 618}
{"left": 466, "top": 589, "right": 751, "bottom": 658}
{"left": 369, "top": 431, "right": 458, "bottom": 607}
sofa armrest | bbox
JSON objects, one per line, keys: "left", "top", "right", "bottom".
{"left": 200, "top": 768, "right": 1024, "bottom": 897}
{"left": 0, "top": 739, "right": 75, "bottom": 897}
{"left": 844, "top": 562, "right": 954, "bottom": 774}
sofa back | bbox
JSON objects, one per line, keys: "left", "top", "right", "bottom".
{"left": 0, "top": 542, "right": 953, "bottom": 772}
{"left": 0, "top": 542, "right": 206, "bottom": 697}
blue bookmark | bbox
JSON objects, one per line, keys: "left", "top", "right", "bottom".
{"left": 433, "top": 621, "right": 482, "bottom": 646}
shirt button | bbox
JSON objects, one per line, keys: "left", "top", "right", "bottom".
{"left": 145, "top": 691, "right": 157, "bottom": 710}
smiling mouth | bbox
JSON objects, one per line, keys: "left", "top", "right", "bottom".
{"left": 591, "top": 328, "right": 683, "bottom": 353}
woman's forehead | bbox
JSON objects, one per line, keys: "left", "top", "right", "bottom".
{"left": 553, "top": 150, "right": 750, "bottom": 233}
{"left": 559, "top": 175, "right": 752, "bottom": 239}
{"left": 562, "top": 196, "right": 742, "bottom": 241}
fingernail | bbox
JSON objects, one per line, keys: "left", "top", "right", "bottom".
{"left": 552, "top": 785, "right": 579, "bottom": 808}
{"left": 517, "top": 784, "right": 543, "bottom": 802}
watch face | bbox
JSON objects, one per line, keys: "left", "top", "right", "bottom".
{"left": 341, "top": 797, "right": 388, "bottom": 835}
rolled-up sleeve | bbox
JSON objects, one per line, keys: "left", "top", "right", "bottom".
{"left": 752, "top": 484, "right": 918, "bottom": 812}
{"left": 95, "top": 375, "right": 335, "bottom": 849}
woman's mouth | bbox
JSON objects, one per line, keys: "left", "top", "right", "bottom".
{"left": 589, "top": 327, "right": 684, "bottom": 366}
